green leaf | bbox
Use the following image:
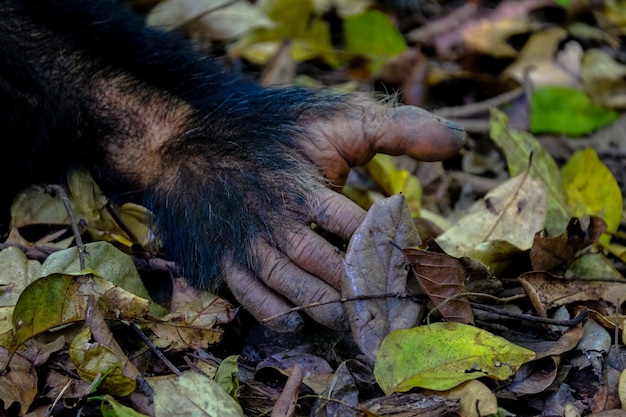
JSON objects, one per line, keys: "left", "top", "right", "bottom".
{"left": 530, "top": 86, "right": 620, "bottom": 136}
{"left": 97, "top": 395, "right": 150, "bottom": 417}
{"left": 374, "top": 323, "right": 535, "bottom": 393}
{"left": 343, "top": 10, "right": 407, "bottom": 73}
{"left": 490, "top": 108, "right": 572, "bottom": 235}
{"left": 36, "top": 241, "right": 152, "bottom": 302}
{"left": 216, "top": 355, "right": 240, "bottom": 400}
{"left": 561, "top": 147, "right": 623, "bottom": 243}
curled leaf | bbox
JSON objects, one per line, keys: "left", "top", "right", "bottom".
{"left": 344, "top": 195, "right": 422, "bottom": 361}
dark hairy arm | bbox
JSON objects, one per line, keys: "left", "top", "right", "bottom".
{"left": 0, "top": 0, "right": 465, "bottom": 331}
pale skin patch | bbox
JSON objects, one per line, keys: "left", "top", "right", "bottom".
{"left": 91, "top": 76, "right": 194, "bottom": 187}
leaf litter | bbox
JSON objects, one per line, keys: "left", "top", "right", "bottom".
{"left": 3, "top": 1, "right": 626, "bottom": 416}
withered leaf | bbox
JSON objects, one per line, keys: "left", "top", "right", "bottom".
{"left": 344, "top": 195, "right": 423, "bottom": 361}
{"left": 403, "top": 248, "right": 474, "bottom": 325}
{"left": 530, "top": 216, "right": 606, "bottom": 271}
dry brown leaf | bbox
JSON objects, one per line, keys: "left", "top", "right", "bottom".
{"left": 312, "top": 361, "right": 360, "bottom": 417}
{"left": 508, "top": 356, "right": 558, "bottom": 395}
{"left": 530, "top": 217, "right": 606, "bottom": 271}
{"left": 344, "top": 195, "right": 423, "bottom": 361}
{"left": 0, "top": 347, "right": 37, "bottom": 416}
{"left": 271, "top": 364, "right": 303, "bottom": 417}
{"left": 403, "top": 247, "right": 474, "bottom": 324}
{"left": 503, "top": 27, "right": 578, "bottom": 87}
{"left": 520, "top": 271, "right": 626, "bottom": 309}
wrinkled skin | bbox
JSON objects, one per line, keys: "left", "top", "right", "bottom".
{"left": 226, "top": 99, "right": 465, "bottom": 332}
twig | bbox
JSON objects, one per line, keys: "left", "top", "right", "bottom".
{"left": 434, "top": 87, "right": 524, "bottom": 119}
{"left": 260, "top": 292, "right": 422, "bottom": 324}
{"left": 130, "top": 322, "right": 181, "bottom": 376}
{"left": 470, "top": 303, "right": 588, "bottom": 327}
{"left": 46, "top": 184, "right": 86, "bottom": 270}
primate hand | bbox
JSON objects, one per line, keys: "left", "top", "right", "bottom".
{"left": 1, "top": 0, "right": 464, "bottom": 333}
{"left": 225, "top": 97, "right": 465, "bottom": 332}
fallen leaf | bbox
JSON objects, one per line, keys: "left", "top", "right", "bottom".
{"left": 344, "top": 195, "right": 423, "bottom": 361}
{"left": 0, "top": 347, "right": 37, "bottom": 416}
{"left": 530, "top": 217, "right": 606, "bottom": 271}
{"left": 359, "top": 392, "right": 460, "bottom": 416}
{"left": 530, "top": 87, "right": 620, "bottom": 136}
{"left": 403, "top": 248, "right": 474, "bottom": 324}
{"left": 343, "top": 10, "right": 408, "bottom": 74}
{"left": 582, "top": 48, "right": 626, "bottom": 108}
{"left": 147, "top": 0, "right": 274, "bottom": 40}
{"left": 36, "top": 241, "right": 153, "bottom": 303}
{"left": 365, "top": 154, "right": 422, "bottom": 217}
{"left": 504, "top": 27, "right": 577, "bottom": 88}
{"left": 434, "top": 380, "right": 498, "bottom": 417}
{"left": 520, "top": 271, "right": 626, "bottom": 309}
{"left": 508, "top": 356, "right": 558, "bottom": 395}
{"left": 312, "top": 360, "right": 359, "bottom": 416}
{"left": 490, "top": 108, "right": 571, "bottom": 235}
{"left": 374, "top": 323, "right": 535, "bottom": 393}
{"left": 69, "top": 297, "right": 139, "bottom": 397}
{"left": 561, "top": 147, "right": 623, "bottom": 243}
{"left": 147, "top": 371, "right": 245, "bottom": 417}
{"left": 0, "top": 247, "right": 41, "bottom": 345}
{"left": 98, "top": 395, "right": 150, "bottom": 417}
{"left": 436, "top": 170, "right": 547, "bottom": 274}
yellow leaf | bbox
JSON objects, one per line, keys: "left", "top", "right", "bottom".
{"left": 561, "top": 147, "right": 623, "bottom": 243}
{"left": 619, "top": 367, "right": 626, "bottom": 410}
{"left": 374, "top": 323, "right": 535, "bottom": 393}
{"left": 365, "top": 154, "right": 422, "bottom": 216}
{"left": 70, "top": 327, "right": 136, "bottom": 397}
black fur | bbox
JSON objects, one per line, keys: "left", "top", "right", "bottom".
{"left": 0, "top": 0, "right": 339, "bottom": 288}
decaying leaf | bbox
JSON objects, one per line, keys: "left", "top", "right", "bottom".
{"left": 403, "top": 247, "right": 474, "bottom": 325}
{"left": 69, "top": 297, "right": 139, "bottom": 397}
{"left": 374, "top": 323, "right": 536, "bottom": 393}
{"left": 344, "top": 194, "right": 423, "bottom": 361}
{"left": 0, "top": 346, "right": 37, "bottom": 416}
{"left": 530, "top": 216, "right": 606, "bottom": 271}
{"left": 433, "top": 380, "right": 498, "bottom": 417}
{"left": 148, "top": 293, "right": 235, "bottom": 350}
{"left": 148, "top": 370, "right": 245, "bottom": 417}
{"left": 361, "top": 392, "right": 460, "bottom": 416}
{"left": 364, "top": 154, "right": 422, "bottom": 216}
{"left": 582, "top": 48, "right": 626, "bottom": 109}
{"left": 312, "top": 360, "right": 359, "bottom": 416}
{"left": 147, "top": 0, "right": 274, "bottom": 40}
{"left": 520, "top": 271, "right": 626, "bottom": 309}
{"left": 503, "top": 27, "right": 576, "bottom": 88}
{"left": 490, "top": 108, "right": 571, "bottom": 235}
{"left": 0, "top": 247, "right": 41, "bottom": 345}
{"left": 436, "top": 169, "right": 547, "bottom": 274}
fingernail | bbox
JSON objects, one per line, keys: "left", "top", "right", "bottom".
{"left": 442, "top": 119, "right": 465, "bottom": 132}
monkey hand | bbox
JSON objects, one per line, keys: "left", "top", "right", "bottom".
{"left": 224, "top": 96, "right": 465, "bottom": 332}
